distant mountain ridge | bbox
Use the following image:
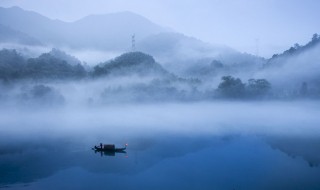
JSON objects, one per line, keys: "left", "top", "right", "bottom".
{"left": 255, "top": 33, "right": 320, "bottom": 93}
{"left": 0, "top": 6, "right": 168, "bottom": 50}
{"left": 0, "top": 6, "right": 265, "bottom": 73}
{"left": 0, "top": 24, "right": 42, "bottom": 45}
{"left": 267, "top": 33, "right": 320, "bottom": 66}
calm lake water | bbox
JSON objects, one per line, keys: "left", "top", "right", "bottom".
{"left": 0, "top": 102, "right": 320, "bottom": 189}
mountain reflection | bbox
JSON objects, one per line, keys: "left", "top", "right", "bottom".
{"left": 266, "top": 136, "right": 320, "bottom": 168}
{"left": 1, "top": 134, "right": 320, "bottom": 190}
{"left": 0, "top": 134, "right": 226, "bottom": 187}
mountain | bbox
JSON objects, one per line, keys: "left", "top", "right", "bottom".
{"left": 0, "top": 6, "right": 266, "bottom": 80}
{"left": 266, "top": 33, "right": 320, "bottom": 66}
{"left": 48, "top": 48, "right": 82, "bottom": 66}
{"left": 255, "top": 34, "right": 320, "bottom": 93}
{"left": 26, "top": 53, "right": 86, "bottom": 79}
{"left": 69, "top": 12, "right": 167, "bottom": 50}
{"left": 0, "top": 6, "right": 66, "bottom": 46}
{"left": 0, "top": 6, "right": 263, "bottom": 73}
{"left": 0, "top": 6, "right": 167, "bottom": 50}
{"left": 93, "top": 52, "right": 170, "bottom": 77}
{"left": 0, "top": 49, "right": 86, "bottom": 80}
{"left": 0, "top": 24, "right": 42, "bottom": 46}
{"left": 138, "top": 32, "right": 264, "bottom": 78}
{"left": 95, "top": 52, "right": 203, "bottom": 102}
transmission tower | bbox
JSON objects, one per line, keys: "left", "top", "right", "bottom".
{"left": 132, "top": 34, "right": 136, "bottom": 52}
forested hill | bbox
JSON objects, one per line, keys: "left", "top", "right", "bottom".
{"left": 0, "top": 50, "right": 172, "bottom": 81}
{"left": 267, "top": 33, "right": 320, "bottom": 65}
{"left": 0, "top": 49, "right": 86, "bottom": 80}
{"left": 93, "top": 52, "right": 170, "bottom": 78}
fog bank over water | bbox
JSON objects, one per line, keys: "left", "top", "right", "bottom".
{"left": 1, "top": 101, "right": 319, "bottom": 139}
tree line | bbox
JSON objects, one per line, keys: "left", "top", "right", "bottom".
{"left": 0, "top": 49, "right": 86, "bottom": 81}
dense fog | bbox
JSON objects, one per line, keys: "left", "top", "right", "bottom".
{"left": 1, "top": 4, "right": 320, "bottom": 190}
{"left": 1, "top": 101, "right": 320, "bottom": 138}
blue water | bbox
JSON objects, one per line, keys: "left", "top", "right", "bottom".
{"left": 1, "top": 133, "right": 320, "bottom": 190}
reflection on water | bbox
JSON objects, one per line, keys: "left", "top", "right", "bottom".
{"left": 93, "top": 149, "right": 127, "bottom": 157}
{"left": 1, "top": 133, "right": 320, "bottom": 190}
{"left": 266, "top": 136, "right": 320, "bottom": 168}
{"left": 1, "top": 102, "right": 320, "bottom": 189}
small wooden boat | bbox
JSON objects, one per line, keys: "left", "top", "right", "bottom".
{"left": 93, "top": 143, "right": 127, "bottom": 152}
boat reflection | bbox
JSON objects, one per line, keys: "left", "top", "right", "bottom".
{"left": 93, "top": 149, "right": 127, "bottom": 157}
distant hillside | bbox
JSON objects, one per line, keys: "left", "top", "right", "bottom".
{"left": 255, "top": 33, "right": 320, "bottom": 94}
{"left": 0, "top": 24, "right": 42, "bottom": 46}
{"left": 138, "top": 32, "right": 264, "bottom": 78}
{"left": 69, "top": 12, "right": 167, "bottom": 50}
{"left": 0, "top": 49, "right": 173, "bottom": 80}
{"left": 48, "top": 48, "right": 82, "bottom": 66}
{"left": 0, "top": 6, "right": 167, "bottom": 50}
{"left": 266, "top": 33, "right": 320, "bottom": 66}
{"left": 0, "top": 49, "right": 86, "bottom": 80}
{"left": 93, "top": 52, "right": 170, "bottom": 77}
{"left": 0, "top": 6, "right": 66, "bottom": 46}
{"left": 0, "top": 6, "right": 262, "bottom": 74}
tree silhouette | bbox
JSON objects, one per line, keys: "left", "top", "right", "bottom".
{"left": 217, "top": 76, "right": 245, "bottom": 98}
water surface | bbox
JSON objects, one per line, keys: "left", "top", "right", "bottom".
{"left": 1, "top": 102, "right": 320, "bottom": 189}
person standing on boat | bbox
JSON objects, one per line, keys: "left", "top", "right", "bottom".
{"left": 100, "top": 143, "right": 103, "bottom": 149}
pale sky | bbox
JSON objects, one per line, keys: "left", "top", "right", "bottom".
{"left": 0, "top": 0, "right": 319, "bottom": 57}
